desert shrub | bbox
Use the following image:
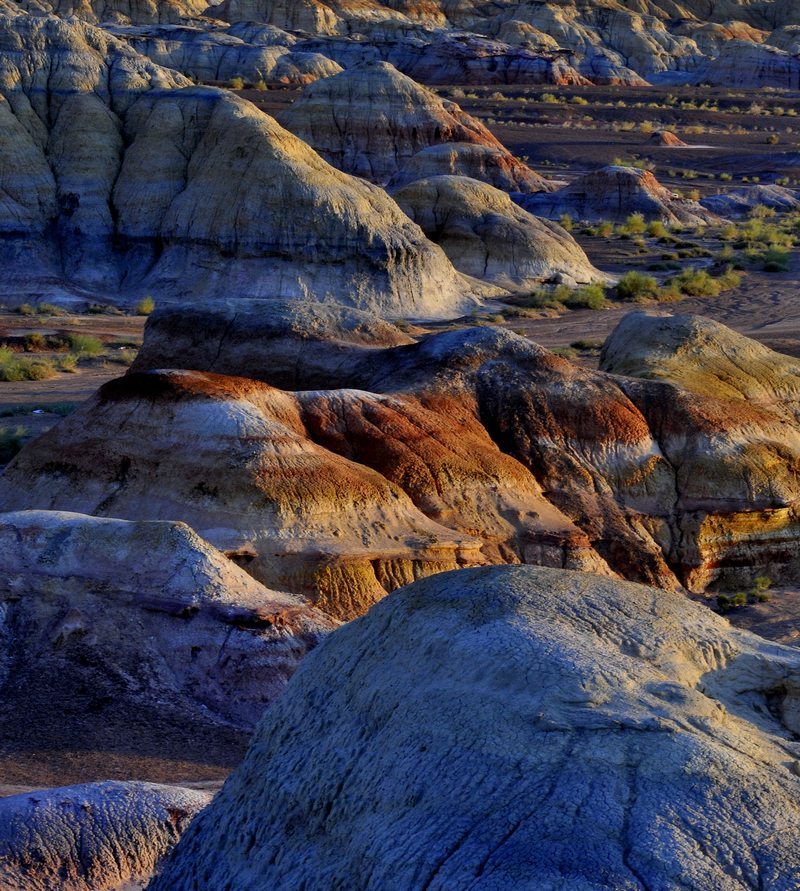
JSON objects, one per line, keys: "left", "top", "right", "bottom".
{"left": 0, "top": 346, "right": 57, "bottom": 381}
{"left": 540, "top": 92, "right": 559, "bottom": 104}
{"left": 766, "top": 133, "right": 780, "bottom": 145}
{"left": 622, "top": 213, "right": 647, "bottom": 236}
{"left": 555, "top": 282, "right": 607, "bottom": 310}
{"left": 763, "top": 247, "right": 790, "bottom": 271}
{"left": 253, "top": 79, "right": 268, "bottom": 91}
{"left": 551, "top": 346, "right": 578, "bottom": 359}
{"left": 59, "top": 353, "right": 78, "bottom": 373}
{"left": 16, "top": 303, "right": 35, "bottom": 316}
{"left": 646, "top": 220, "right": 668, "bottom": 238}
{"left": 667, "top": 267, "right": 721, "bottom": 297}
{"left": 228, "top": 76, "right": 245, "bottom": 90}
{"left": 37, "top": 302, "right": 67, "bottom": 316}
{"left": 134, "top": 296, "right": 155, "bottom": 316}
{"left": 24, "top": 333, "right": 46, "bottom": 352}
{"left": 0, "top": 425, "right": 25, "bottom": 463}
{"left": 66, "top": 334, "right": 103, "bottom": 357}
{"left": 616, "top": 271, "right": 658, "bottom": 301}
{"left": 559, "top": 214, "right": 573, "bottom": 232}
{"left": 570, "top": 338, "right": 604, "bottom": 351}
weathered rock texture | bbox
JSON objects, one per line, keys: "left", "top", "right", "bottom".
{"left": 694, "top": 39, "right": 800, "bottom": 89}
{"left": 0, "top": 12, "right": 473, "bottom": 317}
{"left": 519, "top": 166, "right": 717, "bottom": 226}
{"left": 389, "top": 142, "right": 551, "bottom": 194}
{"left": 649, "top": 128, "right": 688, "bottom": 147}
{"left": 277, "top": 61, "right": 531, "bottom": 184}
{"left": 0, "top": 781, "right": 211, "bottom": 891}
{"left": 0, "top": 510, "right": 334, "bottom": 739}
{"left": 150, "top": 565, "right": 800, "bottom": 891}
{"left": 9, "top": 306, "right": 800, "bottom": 600}
{"left": 701, "top": 184, "right": 800, "bottom": 219}
{"left": 0, "top": 371, "right": 605, "bottom": 618}
{"left": 601, "top": 311, "right": 800, "bottom": 591}
{"left": 393, "top": 176, "right": 601, "bottom": 288}
{"left": 117, "top": 24, "right": 343, "bottom": 85}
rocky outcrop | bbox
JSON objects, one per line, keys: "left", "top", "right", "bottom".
{"left": 0, "top": 781, "right": 210, "bottom": 891}
{"left": 393, "top": 176, "right": 602, "bottom": 288}
{"left": 116, "top": 24, "right": 343, "bottom": 85}
{"left": 702, "top": 184, "right": 800, "bottom": 218}
{"left": 276, "top": 61, "right": 529, "bottom": 183}
{"left": 389, "top": 142, "right": 551, "bottom": 194}
{"left": 601, "top": 311, "right": 800, "bottom": 590}
{"left": 694, "top": 39, "right": 800, "bottom": 88}
{"left": 0, "top": 12, "right": 474, "bottom": 317}
{"left": 13, "top": 0, "right": 207, "bottom": 24}
{"left": 649, "top": 128, "right": 688, "bottom": 147}
{"left": 150, "top": 565, "right": 800, "bottom": 891}
{"left": 519, "top": 166, "right": 718, "bottom": 225}
{"left": 15, "top": 306, "right": 800, "bottom": 595}
{"left": 0, "top": 371, "right": 607, "bottom": 617}
{"left": 0, "top": 510, "right": 334, "bottom": 748}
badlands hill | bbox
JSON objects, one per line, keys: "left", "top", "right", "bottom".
{"left": 277, "top": 61, "right": 541, "bottom": 185}
{"left": 0, "top": 510, "right": 333, "bottom": 788}
{"left": 1, "top": 781, "right": 211, "bottom": 891}
{"left": 0, "top": 10, "right": 475, "bottom": 317}
{"left": 4, "top": 306, "right": 800, "bottom": 616}
{"left": 8, "top": 0, "right": 797, "bottom": 87}
{"left": 151, "top": 565, "right": 800, "bottom": 890}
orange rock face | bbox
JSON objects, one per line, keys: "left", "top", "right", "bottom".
{"left": 6, "top": 306, "right": 800, "bottom": 614}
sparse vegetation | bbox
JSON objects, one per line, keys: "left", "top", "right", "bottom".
{"left": 134, "top": 296, "right": 156, "bottom": 316}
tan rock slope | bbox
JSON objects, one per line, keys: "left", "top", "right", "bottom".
{"left": 0, "top": 509, "right": 334, "bottom": 777}
{"left": 0, "top": 781, "right": 211, "bottom": 891}
{"left": 520, "top": 165, "right": 717, "bottom": 225}
{"left": 389, "top": 142, "right": 551, "bottom": 194}
{"left": 277, "top": 61, "right": 535, "bottom": 184}
{"left": 393, "top": 176, "right": 601, "bottom": 288}
{"left": 0, "top": 11, "right": 473, "bottom": 317}
{"left": 149, "top": 565, "right": 800, "bottom": 891}
{"left": 0, "top": 372, "right": 605, "bottom": 618}
{"left": 8, "top": 306, "right": 800, "bottom": 605}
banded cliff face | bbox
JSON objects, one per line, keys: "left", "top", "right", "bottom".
{"left": 0, "top": 11, "right": 474, "bottom": 317}
{"left": 0, "top": 368, "right": 606, "bottom": 619}
{"left": 7, "top": 305, "right": 800, "bottom": 606}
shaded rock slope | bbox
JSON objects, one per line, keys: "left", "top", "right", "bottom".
{"left": 277, "top": 61, "right": 541, "bottom": 185}
{"left": 0, "top": 781, "right": 211, "bottom": 891}
{"left": 0, "top": 10, "right": 474, "bottom": 317}
{"left": 0, "top": 510, "right": 334, "bottom": 757}
{"left": 393, "top": 175, "right": 601, "bottom": 288}
{"left": 5, "top": 305, "right": 800, "bottom": 615}
{"left": 150, "top": 565, "right": 800, "bottom": 891}
{"left": 519, "top": 165, "right": 718, "bottom": 225}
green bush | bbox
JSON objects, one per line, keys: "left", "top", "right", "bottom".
{"left": 16, "top": 303, "right": 35, "bottom": 316}
{"left": 763, "top": 247, "right": 790, "bottom": 272}
{"left": 66, "top": 334, "right": 103, "bottom": 357}
{"left": 0, "top": 347, "right": 57, "bottom": 382}
{"left": 134, "top": 296, "right": 155, "bottom": 316}
{"left": 37, "top": 302, "right": 67, "bottom": 316}
{"left": 616, "top": 271, "right": 659, "bottom": 302}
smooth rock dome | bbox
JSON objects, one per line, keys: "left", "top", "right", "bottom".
{"left": 150, "top": 565, "right": 800, "bottom": 891}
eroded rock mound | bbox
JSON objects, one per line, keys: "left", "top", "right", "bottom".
{"left": 276, "top": 61, "right": 527, "bottom": 184}
{"left": 0, "top": 13, "right": 472, "bottom": 317}
{"left": 694, "top": 39, "right": 800, "bottom": 89}
{"left": 701, "top": 184, "right": 800, "bottom": 219}
{"left": 519, "top": 165, "right": 717, "bottom": 225}
{"left": 649, "top": 128, "right": 687, "bottom": 147}
{"left": 393, "top": 176, "right": 601, "bottom": 288}
{"left": 389, "top": 142, "right": 551, "bottom": 194}
{"left": 117, "top": 24, "right": 343, "bottom": 85}
{"left": 0, "top": 781, "right": 210, "bottom": 891}
{"left": 0, "top": 509, "right": 334, "bottom": 762}
{"left": 149, "top": 565, "right": 800, "bottom": 891}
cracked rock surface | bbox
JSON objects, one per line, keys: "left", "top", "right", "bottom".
{"left": 149, "top": 564, "right": 800, "bottom": 891}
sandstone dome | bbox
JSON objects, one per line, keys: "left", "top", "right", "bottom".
{"left": 701, "top": 184, "right": 800, "bottom": 219}
{"left": 389, "top": 141, "right": 552, "bottom": 194}
{"left": 0, "top": 12, "right": 475, "bottom": 318}
{"left": 649, "top": 128, "right": 688, "bottom": 147}
{"left": 0, "top": 509, "right": 334, "bottom": 783}
{"left": 0, "top": 781, "right": 211, "bottom": 891}
{"left": 520, "top": 166, "right": 718, "bottom": 225}
{"left": 277, "top": 60, "right": 527, "bottom": 184}
{"left": 393, "top": 175, "right": 602, "bottom": 288}
{"left": 149, "top": 565, "right": 800, "bottom": 890}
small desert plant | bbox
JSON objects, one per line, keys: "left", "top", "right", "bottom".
{"left": 134, "top": 296, "right": 156, "bottom": 316}
{"left": 616, "top": 271, "right": 659, "bottom": 302}
{"left": 59, "top": 353, "right": 79, "bottom": 373}
{"left": 66, "top": 334, "right": 103, "bottom": 357}
{"left": 228, "top": 76, "right": 245, "bottom": 90}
